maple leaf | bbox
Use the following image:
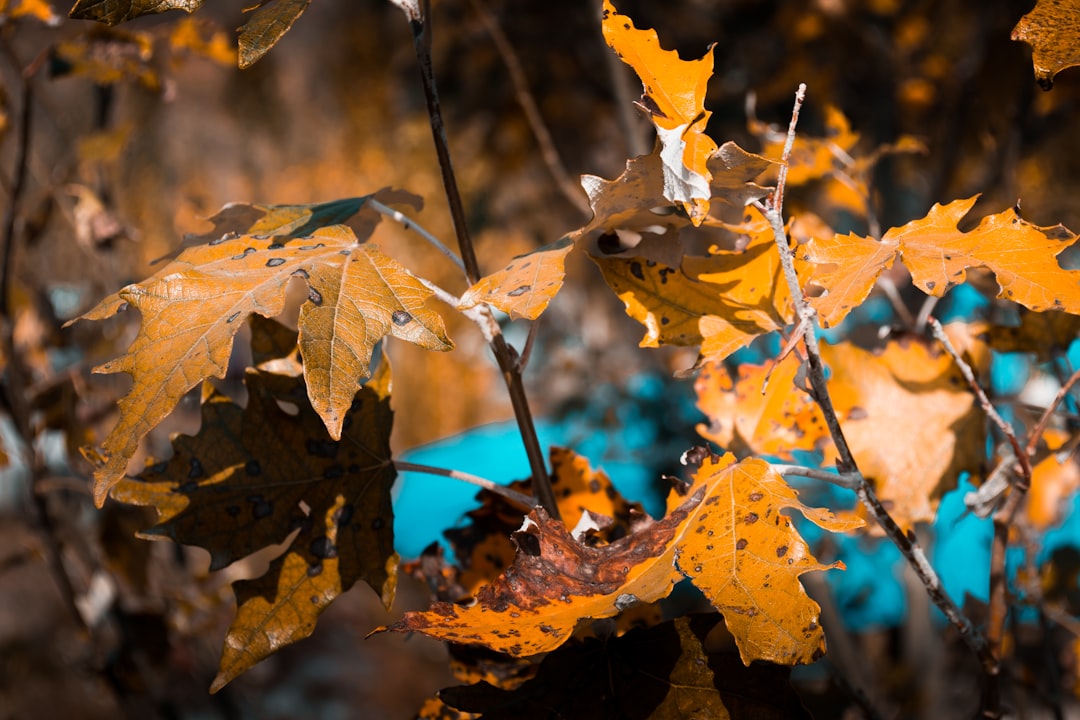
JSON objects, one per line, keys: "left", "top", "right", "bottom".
{"left": 591, "top": 206, "right": 792, "bottom": 367}
{"left": 803, "top": 196, "right": 1080, "bottom": 327}
{"left": 439, "top": 615, "right": 811, "bottom": 720}
{"left": 68, "top": 0, "right": 203, "bottom": 25}
{"left": 384, "top": 454, "right": 858, "bottom": 666}
{"left": 601, "top": 0, "right": 717, "bottom": 224}
{"left": 697, "top": 337, "right": 985, "bottom": 529}
{"left": 112, "top": 359, "right": 397, "bottom": 691}
{"left": 1012, "top": 0, "right": 1080, "bottom": 89}
{"left": 72, "top": 210, "right": 451, "bottom": 507}
{"left": 458, "top": 236, "right": 574, "bottom": 321}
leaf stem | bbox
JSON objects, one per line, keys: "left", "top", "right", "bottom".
{"left": 394, "top": 0, "right": 560, "bottom": 520}
{"left": 368, "top": 198, "right": 466, "bottom": 275}
{"left": 772, "top": 464, "right": 860, "bottom": 490}
{"left": 394, "top": 460, "right": 537, "bottom": 511}
{"left": 758, "top": 85, "right": 994, "bottom": 688}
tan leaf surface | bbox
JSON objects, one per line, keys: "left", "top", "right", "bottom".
{"left": 458, "top": 236, "right": 574, "bottom": 320}
{"left": 804, "top": 196, "right": 1080, "bottom": 327}
{"left": 592, "top": 206, "right": 791, "bottom": 366}
{"left": 68, "top": 0, "right": 202, "bottom": 25}
{"left": 601, "top": 0, "right": 717, "bottom": 224}
{"left": 238, "top": 0, "right": 311, "bottom": 69}
{"left": 1012, "top": 0, "right": 1080, "bottom": 89}
{"left": 73, "top": 222, "right": 450, "bottom": 506}
{"left": 385, "top": 455, "right": 857, "bottom": 666}
{"left": 111, "top": 365, "right": 397, "bottom": 691}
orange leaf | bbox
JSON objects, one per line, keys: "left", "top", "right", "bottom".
{"left": 1, "top": 0, "right": 59, "bottom": 24}
{"left": 1012, "top": 0, "right": 1080, "bottom": 89}
{"left": 111, "top": 363, "right": 397, "bottom": 691}
{"left": 458, "top": 236, "right": 574, "bottom": 320}
{"left": 72, "top": 206, "right": 450, "bottom": 506}
{"left": 755, "top": 105, "right": 859, "bottom": 187}
{"left": 384, "top": 454, "right": 858, "bottom": 666}
{"left": 804, "top": 196, "right": 1080, "bottom": 327}
{"left": 168, "top": 17, "right": 236, "bottom": 66}
{"left": 601, "top": 0, "right": 717, "bottom": 224}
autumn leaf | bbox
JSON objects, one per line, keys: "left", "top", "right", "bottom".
{"left": 697, "top": 337, "right": 985, "bottom": 529}
{"left": 238, "top": 0, "right": 311, "bottom": 69}
{"left": 755, "top": 104, "right": 858, "bottom": 187}
{"left": 592, "top": 206, "right": 792, "bottom": 367}
{"left": 2, "top": 0, "right": 59, "bottom": 23}
{"left": 68, "top": 0, "right": 202, "bottom": 25}
{"left": 601, "top": 0, "right": 717, "bottom": 224}
{"left": 111, "top": 361, "right": 397, "bottom": 691}
{"left": 804, "top": 196, "right": 1080, "bottom": 327}
{"left": 458, "top": 236, "right": 574, "bottom": 321}
{"left": 52, "top": 29, "right": 159, "bottom": 89}
{"left": 72, "top": 214, "right": 451, "bottom": 507}
{"left": 988, "top": 307, "right": 1080, "bottom": 360}
{"left": 439, "top": 615, "right": 811, "bottom": 720}
{"left": 1012, "top": 0, "right": 1080, "bottom": 89}
{"left": 168, "top": 17, "right": 236, "bottom": 66}
{"left": 385, "top": 454, "right": 858, "bottom": 666}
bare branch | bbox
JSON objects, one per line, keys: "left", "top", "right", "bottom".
{"left": 773, "top": 464, "right": 860, "bottom": 490}
{"left": 368, "top": 198, "right": 466, "bottom": 275}
{"left": 395, "top": 460, "right": 537, "bottom": 511}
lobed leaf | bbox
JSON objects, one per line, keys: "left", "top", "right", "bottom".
{"left": 458, "top": 236, "right": 575, "bottom": 321}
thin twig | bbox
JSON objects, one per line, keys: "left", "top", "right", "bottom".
{"left": 876, "top": 275, "right": 914, "bottom": 328}
{"left": 368, "top": 198, "right": 466, "bottom": 275}
{"left": 516, "top": 319, "right": 539, "bottom": 374}
{"left": 913, "top": 294, "right": 940, "bottom": 334}
{"left": 469, "top": 0, "right": 589, "bottom": 215}
{"left": 394, "top": 460, "right": 537, "bottom": 511}
{"left": 393, "top": 0, "right": 560, "bottom": 520}
{"left": 1026, "top": 365, "right": 1080, "bottom": 457}
{"left": 758, "top": 86, "right": 995, "bottom": 697}
{"left": 772, "top": 464, "right": 860, "bottom": 490}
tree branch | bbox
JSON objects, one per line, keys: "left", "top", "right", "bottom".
{"left": 394, "top": 460, "right": 537, "bottom": 511}
{"left": 368, "top": 198, "right": 466, "bottom": 275}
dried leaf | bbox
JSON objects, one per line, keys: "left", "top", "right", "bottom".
{"left": 111, "top": 365, "right": 397, "bottom": 691}
{"left": 385, "top": 454, "right": 858, "bottom": 666}
{"left": 458, "top": 236, "right": 574, "bottom": 320}
{"left": 988, "top": 307, "right": 1080, "bottom": 360}
{"left": 440, "top": 615, "right": 811, "bottom": 720}
{"left": 1027, "top": 430, "right": 1080, "bottom": 530}
{"left": 168, "top": 17, "right": 236, "bottom": 66}
{"left": 592, "top": 206, "right": 792, "bottom": 366}
{"left": 804, "top": 196, "right": 1080, "bottom": 327}
{"left": 756, "top": 105, "right": 859, "bottom": 186}
{"left": 68, "top": 0, "right": 202, "bottom": 25}
{"left": 2, "top": 0, "right": 60, "bottom": 24}
{"left": 72, "top": 220, "right": 450, "bottom": 507}
{"left": 52, "top": 29, "right": 159, "bottom": 89}
{"left": 238, "top": 0, "right": 311, "bottom": 69}
{"left": 1012, "top": 0, "right": 1080, "bottom": 89}
{"left": 601, "top": 0, "right": 717, "bottom": 224}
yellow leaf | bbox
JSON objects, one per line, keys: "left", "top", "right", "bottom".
{"left": 458, "top": 236, "right": 574, "bottom": 320}
{"left": 601, "top": 0, "right": 718, "bottom": 224}
{"left": 1012, "top": 0, "right": 1080, "bottom": 89}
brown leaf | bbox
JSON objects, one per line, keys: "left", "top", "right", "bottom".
{"left": 385, "top": 454, "right": 857, "bottom": 666}
{"left": 804, "top": 196, "right": 1080, "bottom": 327}
{"left": 111, "top": 365, "right": 397, "bottom": 690}
{"left": 238, "top": 0, "right": 311, "bottom": 69}
{"left": 988, "top": 307, "right": 1080, "bottom": 360}
{"left": 458, "top": 236, "right": 574, "bottom": 320}
{"left": 601, "top": 0, "right": 716, "bottom": 224}
{"left": 72, "top": 218, "right": 450, "bottom": 507}
{"left": 69, "top": 0, "right": 202, "bottom": 25}
{"left": 439, "top": 615, "right": 811, "bottom": 720}
{"left": 1012, "top": 0, "right": 1080, "bottom": 89}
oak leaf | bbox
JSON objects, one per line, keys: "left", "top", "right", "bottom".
{"left": 68, "top": 0, "right": 202, "bottom": 25}
{"left": 592, "top": 206, "right": 792, "bottom": 367}
{"left": 458, "top": 236, "right": 574, "bottom": 321}
{"left": 601, "top": 0, "right": 717, "bottom": 224}
{"left": 1012, "top": 0, "right": 1080, "bottom": 89}
{"left": 439, "top": 615, "right": 811, "bottom": 720}
{"left": 804, "top": 196, "right": 1080, "bottom": 327}
{"left": 73, "top": 218, "right": 450, "bottom": 507}
{"left": 111, "top": 360, "right": 397, "bottom": 691}
{"left": 385, "top": 454, "right": 858, "bottom": 666}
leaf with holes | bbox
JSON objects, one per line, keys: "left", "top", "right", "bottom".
{"left": 458, "top": 236, "right": 574, "bottom": 320}
{"left": 1012, "top": 0, "right": 1080, "bottom": 89}
{"left": 111, "top": 363, "right": 397, "bottom": 691}
{"left": 804, "top": 196, "right": 1080, "bottom": 327}
{"left": 71, "top": 218, "right": 450, "bottom": 507}
{"left": 383, "top": 454, "right": 858, "bottom": 666}
{"left": 601, "top": 0, "right": 717, "bottom": 224}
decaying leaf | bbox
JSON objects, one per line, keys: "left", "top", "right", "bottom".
{"left": 72, "top": 206, "right": 451, "bottom": 506}
{"left": 238, "top": 0, "right": 311, "bottom": 69}
{"left": 458, "top": 236, "right": 574, "bottom": 321}
{"left": 385, "top": 454, "right": 858, "bottom": 666}
{"left": 592, "top": 206, "right": 792, "bottom": 367}
{"left": 601, "top": 0, "right": 717, "bottom": 224}
{"left": 439, "top": 615, "right": 811, "bottom": 720}
{"left": 112, "top": 357, "right": 397, "bottom": 691}
{"left": 1012, "top": 0, "right": 1080, "bottom": 89}
{"left": 804, "top": 196, "right": 1080, "bottom": 327}
{"left": 697, "top": 336, "right": 984, "bottom": 529}
{"left": 69, "top": 0, "right": 203, "bottom": 25}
